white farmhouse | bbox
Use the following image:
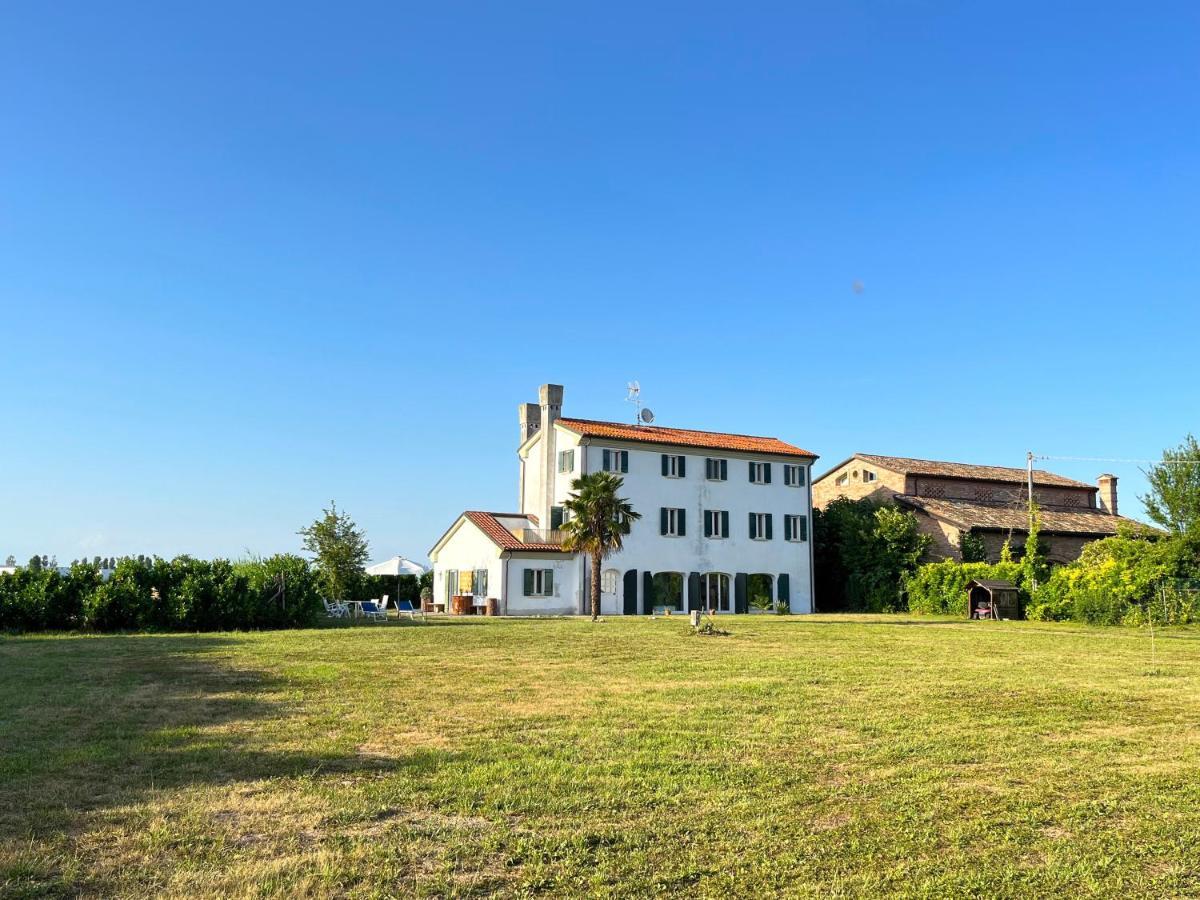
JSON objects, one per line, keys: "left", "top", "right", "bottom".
{"left": 429, "top": 384, "right": 819, "bottom": 616}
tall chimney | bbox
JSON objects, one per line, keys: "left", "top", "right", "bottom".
{"left": 1097, "top": 474, "right": 1118, "bottom": 516}
{"left": 518, "top": 403, "right": 541, "bottom": 443}
{"left": 539, "top": 384, "right": 564, "bottom": 530}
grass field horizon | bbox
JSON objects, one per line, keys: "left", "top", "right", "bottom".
{"left": 3, "top": 615, "right": 1199, "bottom": 897}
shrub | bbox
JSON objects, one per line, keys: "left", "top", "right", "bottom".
{"left": 2, "top": 553, "right": 325, "bottom": 633}
{"left": 815, "top": 498, "right": 931, "bottom": 612}
{"left": 906, "top": 559, "right": 1023, "bottom": 616}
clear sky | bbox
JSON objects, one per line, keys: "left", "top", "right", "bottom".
{"left": 2, "top": 2, "right": 1197, "bottom": 564}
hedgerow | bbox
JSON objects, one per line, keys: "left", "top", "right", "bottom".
{"left": 0, "top": 554, "right": 324, "bottom": 633}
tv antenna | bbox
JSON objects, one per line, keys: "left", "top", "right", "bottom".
{"left": 626, "top": 380, "right": 643, "bottom": 425}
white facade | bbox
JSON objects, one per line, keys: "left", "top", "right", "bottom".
{"left": 430, "top": 384, "right": 818, "bottom": 616}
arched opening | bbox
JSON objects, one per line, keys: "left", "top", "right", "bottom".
{"left": 700, "top": 572, "right": 731, "bottom": 613}
{"left": 748, "top": 573, "right": 775, "bottom": 612}
{"left": 650, "top": 572, "right": 684, "bottom": 611}
{"left": 600, "top": 568, "right": 621, "bottom": 615}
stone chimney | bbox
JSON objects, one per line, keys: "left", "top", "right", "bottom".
{"left": 539, "top": 383, "right": 563, "bottom": 428}
{"left": 1097, "top": 474, "right": 1118, "bottom": 516}
{"left": 518, "top": 403, "right": 541, "bottom": 443}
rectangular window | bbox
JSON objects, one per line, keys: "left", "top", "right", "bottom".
{"left": 601, "top": 449, "right": 629, "bottom": 473}
{"left": 661, "top": 454, "right": 686, "bottom": 478}
{"left": 705, "top": 458, "right": 728, "bottom": 481}
{"left": 749, "top": 462, "right": 772, "bottom": 484}
{"left": 704, "top": 509, "right": 730, "bottom": 538}
{"left": 472, "top": 568, "right": 488, "bottom": 595}
{"left": 557, "top": 449, "right": 575, "bottom": 473}
{"left": 784, "top": 514, "right": 808, "bottom": 542}
{"left": 783, "top": 464, "right": 806, "bottom": 487}
{"left": 550, "top": 506, "right": 564, "bottom": 530}
{"left": 522, "top": 568, "right": 555, "bottom": 597}
{"left": 748, "top": 512, "right": 773, "bottom": 540}
{"left": 659, "top": 507, "right": 686, "bottom": 537}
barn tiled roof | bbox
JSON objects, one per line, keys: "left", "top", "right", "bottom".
{"left": 556, "top": 418, "right": 816, "bottom": 458}
{"left": 844, "top": 454, "right": 1095, "bottom": 490}
{"left": 894, "top": 495, "right": 1144, "bottom": 536}
{"left": 463, "top": 511, "right": 569, "bottom": 553}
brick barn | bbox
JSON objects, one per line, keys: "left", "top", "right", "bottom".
{"left": 812, "top": 453, "right": 1145, "bottom": 564}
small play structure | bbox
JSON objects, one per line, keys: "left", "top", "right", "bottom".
{"left": 966, "top": 579, "right": 1021, "bottom": 620}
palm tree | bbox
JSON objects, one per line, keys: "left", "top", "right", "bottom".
{"left": 560, "top": 471, "right": 641, "bottom": 621}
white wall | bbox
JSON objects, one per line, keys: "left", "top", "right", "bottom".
{"left": 556, "top": 440, "right": 815, "bottom": 613}
{"left": 429, "top": 519, "right": 504, "bottom": 609}
{"left": 505, "top": 554, "right": 580, "bottom": 616}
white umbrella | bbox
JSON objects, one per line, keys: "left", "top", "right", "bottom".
{"left": 366, "top": 556, "right": 427, "bottom": 577}
{"left": 366, "top": 556, "right": 427, "bottom": 610}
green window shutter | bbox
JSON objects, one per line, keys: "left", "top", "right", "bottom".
{"left": 602, "top": 449, "right": 610, "bottom": 471}
{"left": 721, "top": 459, "right": 727, "bottom": 480}
{"left": 765, "top": 514, "right": 773, "bottom": 540}
{"left": 705, "top": 458, "right": 713, "bottom": 479}
{"left": 523, "top": 569, "right": 534, "bottom": 596}
{"left": 797, "top": 466, "right": 806, "bottom": 486}
{"left": 677, "top": 509, "right": 686, "bottom": 537}
{"left": 624, "top": 570, "right": 638, "bottom": 615}
{"left": 748, "top": 513, "right": 757, "bottom": 539}
{"left": 660, "top": 508, "right": 668, "bottom": 535}
{"left": 544, "top": 569, "right": 554, "bottom": 595}
{"left": 734, "top": 573, "right": 748, "bottom": 614}
{"left": 783, "top": 466, "right": 792, "bottom": 486}
{"left": 784, "top": 516, "right": 792, "bottom": 541}
{"left": 480, "top": 569, "right": 488, "bottom": 595}
{"left": 764, "top": 463, "right": 772, "bottom": 484}
{"left": 688, "top": 572, "right": 701, "bottom": 612}
{"left": 778, "top": 573, "right": 790, "bottom": 605}
{"left": 678, "top": 456, "right": 686, "bottom": 477}
{"left": 749, "top": 462, "right": 756, "bottom": 483}
{"left": 721, "top": 511, "right": 729, "bottom": 537}
{"left": 621, "top": 451, "right": 628, "bottom": 473}
{"left": 550, "top": 506, "right": 564, "bottom": 530}
{"left": 661, "top": 454, "right": 669, "bottom": 476}
{"left": 643, "top": 571, "right": 654, "bottom": 614}
{"left": 799, "top": 515, "right": 808, "bottom": 541}
{"left": 704, "top": 511, "right": 712, "bottom": 537}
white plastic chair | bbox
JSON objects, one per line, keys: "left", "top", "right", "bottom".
{"left": 323, "top": 598, "right": 349, "bottom": 619}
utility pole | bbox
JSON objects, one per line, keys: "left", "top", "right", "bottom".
{"left": 1026, "top": 450, "right": 1038, "bottom": 590}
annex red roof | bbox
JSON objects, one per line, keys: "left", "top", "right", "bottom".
{"left": 462, "top": 511, "right": 569, "bottom": 553}
{"left": 556, "top": 417, "right": 816, "bottom": 458}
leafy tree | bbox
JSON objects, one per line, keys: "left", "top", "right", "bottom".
{"left": 4, "top": 555, "right": 15, "bottom": 567}
{"left": 958, "top": 530, "right": 988, "bottom": 563}
{"left": 28, "top": 555, "right": 42, "bottom": 572}
{"left": 814, "top": 498, "right": 931, "bottom": 612}
{"left": 560, "top": 472, "right": 641, "bottom": 621}
{"left": 1142, "top": 434, "right": 1200, "bottom": 534}
{"left": 298, "top": 502, "right": 370, "bottom": 602}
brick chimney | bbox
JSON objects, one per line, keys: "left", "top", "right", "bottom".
{"left": 518, "top": 403, "right": 540, "bottom": 443}
{"left": 1097, "top": 474, "right": 1118, "bottom": 516}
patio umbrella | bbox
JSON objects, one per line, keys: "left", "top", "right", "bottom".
{"left": 365, "top": 556, "right": 428, "bottom": 606}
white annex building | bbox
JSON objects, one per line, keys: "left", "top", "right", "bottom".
{"left": 429, "top": 384, "right": 819, "bottom": 616}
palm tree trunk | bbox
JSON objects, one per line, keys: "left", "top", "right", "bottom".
{"left": 591, "top": 553, "right": 602, "bottom": 621}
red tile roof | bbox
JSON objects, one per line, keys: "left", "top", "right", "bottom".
{"left": 894, "top": 495, "right": 1150, "bottom": 536}
{"left": 556, "top": 417, "right": 816, "bottom": 458}
{"left": 463, "top": 511, "right": 569, "bottom": 553}
{"left": 818, "top": 453, "right": 1095, "bottom": 490}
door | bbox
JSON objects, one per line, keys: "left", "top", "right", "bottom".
{"left": 600, "top": 569, "right": 621, "bottom": 615}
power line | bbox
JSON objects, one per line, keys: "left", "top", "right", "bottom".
{"left": 1034, "top": 454, "right": 1200, "bottom": 466}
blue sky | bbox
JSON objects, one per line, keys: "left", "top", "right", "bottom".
{"left": 2, "top": 2, "right": 1197, "bottom": 564}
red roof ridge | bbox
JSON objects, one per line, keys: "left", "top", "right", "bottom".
{"left": 557, "top": 416, "right": 784, "bottom": 442}
{"left": 555, "top": 417, "right": 816, "bottom": 458}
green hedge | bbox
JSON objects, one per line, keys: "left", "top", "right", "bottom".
{"left": 1027, "top": 529, "right": 1200, "bottom": 625}
{"left": 905, "top": 559, "right": 1024, "bottom": 616}
{"left": 0, "top": 554, "right": 324, "bottom": 633}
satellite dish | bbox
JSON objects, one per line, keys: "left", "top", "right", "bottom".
{"left": 640, "top": 408, "right": 655, "bottom": 424}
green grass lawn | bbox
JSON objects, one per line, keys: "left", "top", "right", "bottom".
{"left": 2, "top": 616, "right": 1199, "bottom": 898}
